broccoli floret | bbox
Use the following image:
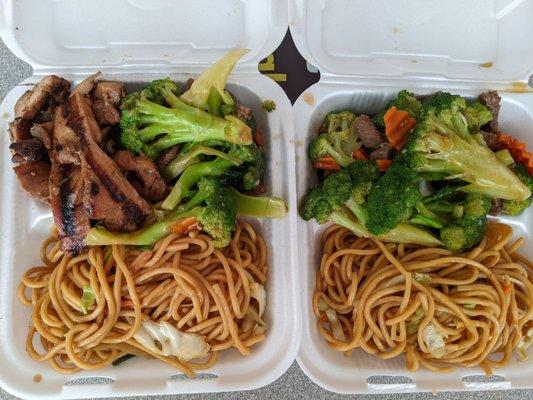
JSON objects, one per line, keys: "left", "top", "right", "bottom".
{"left": 119, "top": 88, "right": 252, "bottom": 159}
{"left": 440, "top": 216, "right": 487, "bottom": 252}
{"left": 180, "top": 48, "right": 248, "bottom": 115}
{"left": 403, "top": 91, "right": 531, "bottom": 202}
{"left": 365, "top": 154, "right": 422, "bottom": 235}
{"left": 502, "top": 164, "right": 533, "bottom": 215}
{"left": 463, "top": 101, "right": 493, "bottom": 131}
{"left": 85, "top": 179, "right": 237, "bottom": 248}
{"left": 375, "top": 90, "right": 422, "bottom": 128}
{"left": 299, "top": 163, "right": 442, "bottom": 246}
{"left": 463, "top": 193, "right": 492, "bottom": 218}
{"left": 309, "top": 111, "right": 360, "bottom": 168}
{"left": 262, "top": 100, "right": 276, "bottom": 112}
{"left": 221, "top": 143, "right": 266, "bottom": 191}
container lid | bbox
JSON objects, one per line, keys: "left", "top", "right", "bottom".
{"left": 289, "top": 0, "right": 533, "bottom": 83}
{"left": 0, "top": 0, "right": 288, "bottom": 71}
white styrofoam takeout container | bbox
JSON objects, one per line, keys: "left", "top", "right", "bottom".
{"left": 0, "top": 1, "right": 301, "bottom": 398}
{"left": 290, "top": 0, "right": 533, "bottom": 394}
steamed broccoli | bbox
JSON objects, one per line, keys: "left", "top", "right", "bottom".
{"left": 180, "top": 48, "right": 249, "bottom": 116}
{"left": 375, "top": 90, "right": 422, "bottom": 128}
{"left": 228, "top": 187, "right": 286, "bottom": 218}
{"left": 403, "top": 91, "right": 531, "bottom": 201}
{"left": 439, "top": 193, "right": 491, "bottom": 252}
{"left": 86, "top": 178, "right": 237, "bottom": 248}
{"left": 365, "top": 154, "right": 423, "bottom": 235}
{"left": 502, "top": 164, "right": 533, "bottom": 215}
{"left": 309, "top": 111, "right": 360, "bottom": 168}
{"left": 462, "top": 101, "right": 493, "bottom": 131}
{"left": 299, "top": 161, "right": 442, "bottom": 246}
{"left": 221, "top": 142, "right": 266, "bottom": 191}
{"left": 120, "top": 85, "right": 252, "bottom": 159}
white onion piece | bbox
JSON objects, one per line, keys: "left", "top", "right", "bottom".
{"left": 134, "top": 320, "right": 210, "bottom": 361}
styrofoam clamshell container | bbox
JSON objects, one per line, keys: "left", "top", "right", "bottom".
{"left": 290, "top": 0, "right": 533, "bottom": 394}
{"left": 0, "top": 1, "right": 301, "bottom": 398}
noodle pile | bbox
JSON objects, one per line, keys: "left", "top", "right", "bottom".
{"left": 18, "top": 222, "right": 268, "bottom": 377}
{"left": 313, "top": 223, "right": 533, "bottom": 374}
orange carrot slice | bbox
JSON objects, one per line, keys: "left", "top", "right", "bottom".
{"left": 353, "top": 149, "right": 369, "bottom": 160}
{"left": 170, "top": 217, "right": 199, "bottom": 234}
{"left": 313, "top": 156, "right": 341, "bottom": 171}
{"left": 375, "top": 159, "right": 392, "bottom": 171}
{"left": 383, "top": 106, "right": 416, "bottom": 150}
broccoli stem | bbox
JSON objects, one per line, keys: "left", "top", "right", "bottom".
{"left": 419, "top": 133, "right": 531, "bottom": 201}
{"left": 162, "top": 145, "right": 242, "bottom": 181}
{"left": 161, "top": 158, "right": 235, "bottom": 210}
{"left": 331, "top": 208, "right": 442, "bottom": 247}
{"left": 228, "top": 187, "right": 287, "bottom": 218}
{"left": 85, "top": 208, "right": 201, "bottom": 246}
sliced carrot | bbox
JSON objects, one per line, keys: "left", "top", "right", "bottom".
{"left": 497, "top": 133, "right": 533, "bottom": 172}
{"left": 313, "top": 156, "right": 341, "bottom": 171}
{"left": 383, "top": 106, "right": 416, "bottom": 150}
{"left": 375, "top": 159, "right": 392, "bottom": 171}
{"left": 353, "top": 148, "right": 369, "bottom": 160}
{"left": 170, "top": 217, "right": 199, "bottom": 235}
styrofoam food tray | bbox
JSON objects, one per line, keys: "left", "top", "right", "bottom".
{"left": 290, "top": 0, "right": 533, "bottom": 394}
{"left": 0, "top": 1, "right": 301, "bottom": 399}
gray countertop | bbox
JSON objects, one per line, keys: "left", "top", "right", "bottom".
{"left": 1, "top": 39, "right": 531, "bottom": 400}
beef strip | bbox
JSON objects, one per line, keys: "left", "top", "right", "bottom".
{"left": 71, "top": 72, "right": 101, "bottom": 96}
{"left": 369, "top": 143, "right": 393, "bottom": 160}
{"left": 355, "top": 115, "right": 385, "bottom": 148}
{"left": 489, "top": 198, "right": 502, "bottom": 216}
{"left": 52, "top": 103, "right": 82, "bottom": 164}
{"left": 91, "top": 81, "right": 126, "bottom": 126}
{"left": 479, "top": 91, "right": 501, "bottom": 132}
{"left": 156, "top": 145, "right": 179, "bottom": 169}
{"left": 68, "top": 93, "right": 152, "bottom": 231}
{"left": 13, "top": 161, "right": 51, "bottom": 203}
{"left": 14, "top": 75, "right": 70, "bottom": 120}
{"left": 8, "top": 118, "right": 32, "bottom": 141}
{"left": 10, "top": 139, "right": 45, "bottom": 163}
{"left": 30, "top": 123, "right": 53, "bottom": 151}
{"left": 481, "top": 130, "right": 500, "bottom": 151}
{"left": 49, "top": 162, "right": 89, "bottom": 254}
{"left": 113, "top": 150, "right": 169, "bottom": 202}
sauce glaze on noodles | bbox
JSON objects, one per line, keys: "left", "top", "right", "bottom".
{"left": 19, "top": 222, "right": 268, "bottom": 377}
{"left": 313, "top": 223, "right": 533, "bottom": 374}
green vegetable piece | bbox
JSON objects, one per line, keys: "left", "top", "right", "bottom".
{"left": 80, "top": 285, "right": 96, "bottom": 315}
{"left": 262, "top": 100, "right": 276, "bottom": 112}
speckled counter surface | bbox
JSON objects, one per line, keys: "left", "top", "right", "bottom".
{"left": 1, "top": 39, "right": 531, "bottom": 400}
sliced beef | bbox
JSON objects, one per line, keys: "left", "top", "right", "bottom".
{"left": 489, "top": 198, "right": 502, "bottom": 216}
{"left": 236, "top": 102, "right": 252, "bottom": 121}
{"left": 8, "top": 119, "right": 32, "bottom": 141}
{"left": 68, "top": 94, "right": 152, "bottom": 231}
{"left": 369, "top": 143, "right": 393, "bottom": 160}
{"left": 71, "top": 72, "right": 101, "bottom": 96}
{"left": 481, "top": 130, "right": 500, "bottom": 151}
{"left": 14, "top": 75, "right": 70, "bottom": 120}
{"left": 13, "top": 161, "right": 51, "bottom": 203}
{"left": 10, "top": 139, "right": 46, "bottom": 163}
{"left": 355, "top": 115, "right": 384, "bottom": 148}
{"left": 478, "top": 91, "right": 501, "bottom": 132}
{"left": 49, "top": 163, "right": 89, "bottom": 254}
{"left": 30, "top": 123, "right": 53, "bottom": 151}
{"left": 52, "top": 103, "right": 81, "bottom": 164}
{"left": 91, "top": 81, "right": 125, "bottom": 126}
{"left": 156, "top": 145, "right": 179, "bottom": 169}
{"left": 113, "top": 150, "right": 169, "bottom": 202}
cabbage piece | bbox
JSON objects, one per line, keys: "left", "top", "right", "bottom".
{"left": 406, "top": 306, "right": 425, "bottom": 336}
{"left": 134, "top": 320, "right": 210, "bottom": 361}
{"left": 413, "top": 272, "right": 431, "bottom": 285}
{"left": 250, "top": 282, "right": 267, "bottom": 318}
{"left": 516, "top": 327, "right": 533, "bottom": 361}
{"left": 180, "top": 49, "right": 249, "bottom": 114}
{"left": 423, "top": 323, "right": 446, "bottom": 358}
{"left": 80, "top": 285, "right": 96, "bottom": 315}
{"left": 325, "top": 309, "right": 346, "bottom": 341}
